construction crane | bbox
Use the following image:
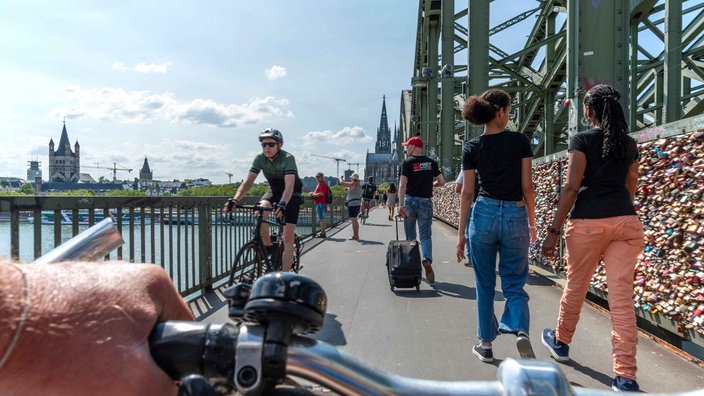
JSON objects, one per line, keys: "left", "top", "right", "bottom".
{"left": 83, "top": 162, "right": 133, "bottom": 182}
{"left": 225, "top": 172, "right": 233, "bottom": 184}
{"left": 311, "top": 154, "right": 347, "bottom": 177}
{"left": 347, "top": 162, "right": 363, "bottom": 173}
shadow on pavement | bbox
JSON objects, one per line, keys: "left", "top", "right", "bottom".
{"left": 313, "top": 313, "right": 347, "bottom": 346}
{"left": 430, "top": 282, "right": 477, "bottom": 300}
{"left": 564, "top": 359, "right": 613, "bottom": 389}
{"left": 357, "top": 239, "right": 386, "bottom": 246}
{"left": 390, "top": 288, "right": 441, "bottom": 298}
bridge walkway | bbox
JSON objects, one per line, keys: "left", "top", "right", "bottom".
{"left": 202, "top": 206, "right": 703, "bottom": 394}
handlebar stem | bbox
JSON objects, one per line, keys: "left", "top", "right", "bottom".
{"left": 234, "top": 325, "right": 265, "bottom": 394}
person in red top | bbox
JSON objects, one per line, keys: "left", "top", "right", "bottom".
{"left": 308, "top": 171, "right": 330, "bottom": 238}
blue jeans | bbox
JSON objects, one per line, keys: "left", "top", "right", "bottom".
{"left": 468, "top": 196, "right": 530, "bottom": 342}
{"left": 402, "top": 195, "right": 434, "bottom": 262}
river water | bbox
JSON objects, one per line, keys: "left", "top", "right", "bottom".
{"left": 0, "top": 222, "right": 313, "bottom": 264}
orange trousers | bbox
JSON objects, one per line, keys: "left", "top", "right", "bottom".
{"left": 556, "top": 215, "right": 644, "bottom": 380}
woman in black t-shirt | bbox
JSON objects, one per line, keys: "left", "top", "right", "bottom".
{"left": 540, "top": 84, "right": 644, "bottom": 392}
{"left": 456, "top": 89, "right": 537, "bottom": 363}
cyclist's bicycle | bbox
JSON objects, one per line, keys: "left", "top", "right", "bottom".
{"left": 226, "top": 200, "right": 302, "bottom": 286}
{"left": 358, "top": 198, "right": 372, "bottom": 224}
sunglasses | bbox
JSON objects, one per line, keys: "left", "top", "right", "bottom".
{"left": 261, "top": 142, "right": 278, "bottom": 148}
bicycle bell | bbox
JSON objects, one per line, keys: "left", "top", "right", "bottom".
{"left": 244, "top": 272, "right": 327, "bottom": 335}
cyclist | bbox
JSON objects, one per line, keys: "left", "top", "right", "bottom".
{"left": 360, "top": 176, "right": 377, "bottom": 219}
{"left": 224, "top": 128, "right": 303, "bottom": 272}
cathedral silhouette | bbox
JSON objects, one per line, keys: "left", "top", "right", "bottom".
{"left": 364, "top": 96, "right": 398, "bottom": 183}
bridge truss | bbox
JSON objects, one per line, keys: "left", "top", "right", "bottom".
{"left": 406, "top": 0, "right": 704, "bottom": 178}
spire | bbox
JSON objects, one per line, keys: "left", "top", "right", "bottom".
{"left": 140, "top": 156, "right": 153, "bottom": 180}
{"left": 375, "top": 95, "right": 391, "bottom": 154}
{"left": 54, "top": 122, "right": 74, "bottom": 156}
{"left": 141, "top": 157, "right": 151, "bottom": 173}
{"left": 379, "top": 95, "right": 388, "bottom": 131}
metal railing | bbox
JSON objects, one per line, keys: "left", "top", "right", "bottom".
{"left": 0, "top": 195, "right": 347, "bottom": 298}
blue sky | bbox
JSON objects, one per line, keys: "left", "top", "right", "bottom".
{"left": 0, "top": 1, "right": 535, "bottom": 184}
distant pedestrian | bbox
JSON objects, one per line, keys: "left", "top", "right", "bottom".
{"left": 386, "top": 182, "right": 398, "bottom": 220}
{"left": 397, "top": 136, "right": 446, "bottom": 283}
{"left": 308, "top": 171, "right": 329, "bottom": 238}
{"left": 339, "top": 173, "right": 362, "bottom": 240}
{"left": 360, "top": 176, "right": 377, "bottom": 219}
{"left": 540, "top": 84, "right": 643, "bottom": 392}
{"left": 456, "top": 88, "right": 537, "bottom": 363}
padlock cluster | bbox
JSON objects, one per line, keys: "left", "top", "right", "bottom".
{"left": 433, "top": 184, "right": 461, "bottom": 229}
{"left": 632, "top": 132, "right": 704, "bottom": 333}
{"left": 529, "top": 158, "right": 567, "bottom": 271}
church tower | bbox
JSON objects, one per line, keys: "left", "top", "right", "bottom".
{"left": 139, "top": 157, "right": 153, "bottom": 180}
{"left": 365, "top": 96, "right": 396, "bottom": 183}
{"left": 48, "top": 122, "right": 80, "bottom": 182}
{"left": 374, "top": 96, "right": 392, "bottom": 154}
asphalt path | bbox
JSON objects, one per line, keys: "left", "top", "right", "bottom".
{"left": 205, "top": 206, "right": 703, "bottom": 394}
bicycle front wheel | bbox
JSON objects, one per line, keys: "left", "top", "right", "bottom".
{"left": 229, "top": 241, "right": 263, "bottom": 286}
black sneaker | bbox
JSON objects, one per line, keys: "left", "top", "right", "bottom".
{"left": 472, "top": 343, "right": 493, "bottom": 363}
{"left": 516, "top": 331, "right": 536, "bottom": 359}
{"left": 541, "top": 329, "right": 570, "bottom": 363}
{"left": 612, "top": 376, "right": 640, "bottom": 392}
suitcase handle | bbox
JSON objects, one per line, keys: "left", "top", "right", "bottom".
{"left": 394, "top": 215, "right": 401, "bottom": 241}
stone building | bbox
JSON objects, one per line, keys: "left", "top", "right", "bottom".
{"left": 48, "top": 122, "right": 80, "bottom": 182}
{"left": 139, "top": 157, "right": 153, "bottom": 180}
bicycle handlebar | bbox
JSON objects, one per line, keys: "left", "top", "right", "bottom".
{"left": 150, "top": 320, "right": 701, "bottom": 396}
{"left": 226, "top": 199, "right": 275, "bottom": 212}
{"left": 225, "top": 199, "right": 287, "bottom": 227}
{"left": 149, "top": 273, "right": 701, "bottom": 396}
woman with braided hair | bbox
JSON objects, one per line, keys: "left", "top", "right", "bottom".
{"left": 540, "top": 84, "right": 644, "bottom": 392}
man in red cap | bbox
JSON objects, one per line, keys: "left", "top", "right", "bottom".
{"left": 397, "top": 135, "right": 445, "bottom": 283}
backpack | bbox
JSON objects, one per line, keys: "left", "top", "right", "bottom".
{"left": 325, "top": 185, "right": 333, "bottom": 204}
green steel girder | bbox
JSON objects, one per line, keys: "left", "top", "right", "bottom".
{"left": 406, "top": 0, "right": 704, "bottom": 179}
{"left": 490, "top": 8, "right": 541, "bottom": 35}
{"left": 631, "top": 0, "right": 704, "bottom": 128}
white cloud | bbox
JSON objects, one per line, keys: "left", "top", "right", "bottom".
{"left": 134, "top": 62, "right": 171, "bottom": 74}
{"left": 265, "top": 65, "right": 287, "bottom": 80}
{"left": 49, "top": 86, "right": 292, "bottom": 128}
{"left": 302, "top": 126, "right": 371, "bottom": 145}
{"left": 112, "top": 61, "right": 171, "bottom": 74}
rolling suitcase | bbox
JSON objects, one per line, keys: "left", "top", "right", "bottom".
{"left": 386, "top": 216, "right": 422, "bottom": 291}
